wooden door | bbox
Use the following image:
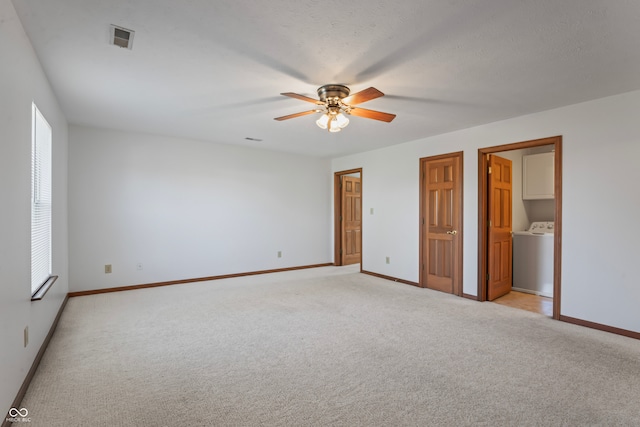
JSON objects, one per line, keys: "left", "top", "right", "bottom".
{"left": 487, "top": 154, "right": 513, "bottom": 300}
{"left": 420, "top": 153, "right": 462, "bottom": 295}
{"left": 341, "top": 176, "right": 362, "bottom": 265}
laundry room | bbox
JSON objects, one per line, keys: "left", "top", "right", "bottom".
{"left": 496, "top": 144, "right": 556, "bottom": 300}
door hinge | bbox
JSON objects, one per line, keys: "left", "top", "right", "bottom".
{"left": 488, "top": 220, "right": 491, "bottom": 227}
{"left": 488, "top": 166, "right": 492, "bottom": 174}
{"left": 340, "top": 249, "right": 343, "bottom": 255}
{"left": 422, "top": 264, "right": 425, "bottom": 271}
{"left": 422, "top": 218, "right": 425, "bottom": 225}
{"left": 486, "top": 274, "right": 490, "bottom": 281}
{"left": 340, "top": 215, "right": 343, "bottom": 222}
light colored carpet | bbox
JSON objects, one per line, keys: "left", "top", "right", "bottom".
{"left": 20, "top": 266, "right": 640, "bottom": 426}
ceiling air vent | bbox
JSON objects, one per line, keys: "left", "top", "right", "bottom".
{"left": 109, "top": 25, "right": 135, "bottom": 50}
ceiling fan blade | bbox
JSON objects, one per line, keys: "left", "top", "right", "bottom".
{"left": 349, "top": 107, "right": 396, "bottom": 123}
{"left": 281, "top": 92, "right": 323, "bottom": 104}
{"left": 342, "top": 87, "right": 384, "bottom": 105}
{"left": 274, "top": 110, "right": 319, "bottom": 121}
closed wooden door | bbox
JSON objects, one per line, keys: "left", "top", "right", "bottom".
{"left": 420, "top": 153, "right": 462, "bottom": 295}
{"left": 341, "top": 176, "right": 362, "bottom": 265}
{"left": 487, "top": 154, "right": 513, "bottom": 300}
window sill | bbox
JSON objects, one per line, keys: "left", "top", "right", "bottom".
{"left": 31, "top": 275, "right": 58, "bottom": 301}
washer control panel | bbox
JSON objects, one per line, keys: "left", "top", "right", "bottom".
{"left": 528, "top": 221, "right": 554, "bottom": 233}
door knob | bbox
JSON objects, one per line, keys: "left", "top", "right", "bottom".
{"left": 446, "top": 230, "right": 458, "bottom": 235}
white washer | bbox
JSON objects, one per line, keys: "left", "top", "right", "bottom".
{"left": 512, "top": 221, "right": 554, "bottom": 298}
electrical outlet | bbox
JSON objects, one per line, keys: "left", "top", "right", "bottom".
{"left": 386, "top": 256, "right": 390, "bottom": 264}
{"left": 136, "top": 263, "right": 143, "bottom": 271}
{"left": 24, "top": 326, "right": 28, "bottom": 348}
{"left": 277, "top": 251, "right": 282, "bottom": 258}
{"left": 105, "top": 264, "right": 112, "bottom": 274}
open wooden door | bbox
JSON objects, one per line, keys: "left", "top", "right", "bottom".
{"left": 420, "top": 153, "right": 463, "bottom": 295}
{"left": 341, "top": 176, "right": 362, "bottom": 265}
{"left": 478, "top": 136, "right": 562, "bottom": 318}
{"left": 487, "top": 154, "right": 513, "bottom": 300}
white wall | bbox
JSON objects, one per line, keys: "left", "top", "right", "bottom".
{"left": 332, "top": 90, "right": 640, "bottom": 334}
{"left": 68, "top": 126, "right": 332, "bottom": 292}
{"left": 0, "top": 0, "right": 69, "bottom": 415}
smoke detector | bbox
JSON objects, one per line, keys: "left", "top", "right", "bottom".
{"left": 109, "top": 25, "right": 135, "bottom": 50}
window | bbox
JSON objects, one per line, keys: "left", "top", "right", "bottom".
{"left": 31, "top": 103, "right": 54, "bottom": 297}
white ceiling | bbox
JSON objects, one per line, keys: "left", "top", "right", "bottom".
{"left": 12, "top": 0, "right": 640, "bottom": 157}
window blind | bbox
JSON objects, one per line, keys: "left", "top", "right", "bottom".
{"left": 31, "top": 104, "right": 52, "bottom": 293}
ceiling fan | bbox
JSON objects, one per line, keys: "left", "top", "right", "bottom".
{"left": 274, "top": 84, "right": 396, "bottom": 133}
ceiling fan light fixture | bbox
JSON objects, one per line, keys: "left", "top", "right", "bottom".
{"left": 327, "top": 113, "right": 348, "bottom": 133}
{"left": 328, "top": 120, "right": 342, "bottom": 132}
{"left": 316, "top": 113, "right": 330, "bottom": 129}
{"left": 335, "top": 112, "right": 349, "bottom": 129}
{"left": 318, "top": 111, "right": 349, "bottom": 132}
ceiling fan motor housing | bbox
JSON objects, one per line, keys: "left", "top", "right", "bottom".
{"left": 317, "top": 84, "right": 350, "bottom": 104}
